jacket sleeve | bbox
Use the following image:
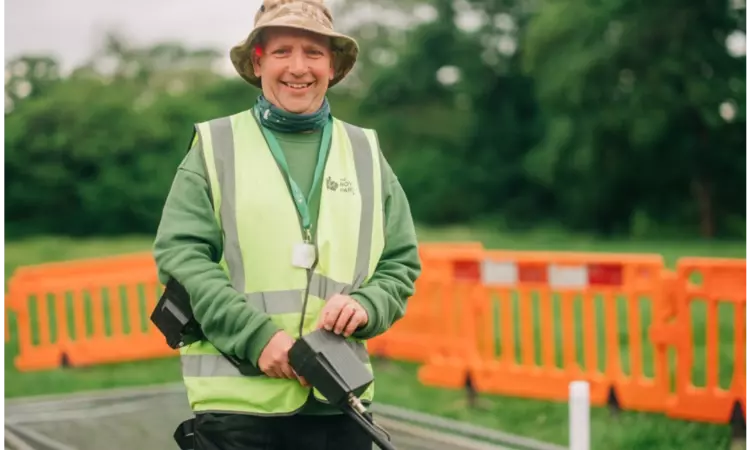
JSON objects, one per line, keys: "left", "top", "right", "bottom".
{"left": 350, "top": 150, "right": 422, "bottom": 339}
{"left": 152, "top": 135, "right": 280, "bottom": 366}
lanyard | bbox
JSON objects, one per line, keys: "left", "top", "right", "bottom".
{"left": 255, "top": 110, "right": 333, "bottom": 243}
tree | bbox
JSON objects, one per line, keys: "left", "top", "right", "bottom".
{"left": 523, "top": 0, "right": 746, "bottom": 237}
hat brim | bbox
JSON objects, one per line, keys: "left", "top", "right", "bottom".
{"left": 230, "top": 22, "right": 359, "bottom": 89}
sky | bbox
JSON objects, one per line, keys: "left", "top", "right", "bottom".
{"left": 6, "top": 0, "right": 744, "bottom": 74}
{"left": 6, "top": 0, "right": 268, "bottom": 74}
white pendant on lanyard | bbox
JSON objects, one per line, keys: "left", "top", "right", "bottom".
{"left": 292, "top": 242, "right": 316, "bottom": 269}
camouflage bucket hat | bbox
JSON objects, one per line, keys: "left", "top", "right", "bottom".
{"left": 230, "top": 0, "right": 359, "bottom": 88}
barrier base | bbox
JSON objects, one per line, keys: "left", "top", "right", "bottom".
{"left": 668, "top": 389, "right": 743, "bottom": 424}
{"left": 15, "top": 347, "right": 63, "bottom": 371}
{"left": 14, "top": 335, "right": 177, "bottom": 372}
{"left": 418, "top": 356, "right": 469, "bottom": 389}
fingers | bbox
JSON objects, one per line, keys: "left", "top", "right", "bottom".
{"left": 261, "top": 358, "right": 284, "bottom": 378}
{"left": 259, "top": 352, "right": 296, "bottom": 380}
{"left": 318, "top": 295, "right": 366, "bottom": 336}
{"left": 257, "top": 332, "right": 311, "bottom": 385}
{"left": 333, "top": 303, "right": 357, "bottom": 334}
{"left": 318, "top": 302, "right": 345, "bottom": 332}
{"left": 264, "top": 361, "right": 299, "bottom": 381}
{"left": 263, "top": 361, "right": 307, "bottom": 386}
{"left": 316, "top": 298, "right": 337, "bottom": 329}
{"left": 343, "top": 308, "right": 367, "bottom": 337}
{"left": 262, "top": 365, "right": 282, "bottom": 379}
{"left": 279, "top": 362, "right": 297, "bottom": 380}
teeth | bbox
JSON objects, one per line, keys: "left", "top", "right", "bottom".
{"left": 285, "top": 82, "right": 311, "bottom": 89}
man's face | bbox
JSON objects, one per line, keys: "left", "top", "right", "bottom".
{"left": 252, "top": 27, "right": 334, "bottom": 114}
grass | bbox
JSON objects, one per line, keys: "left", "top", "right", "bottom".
{"left": 4, "top": 228, "right": 746, "bottom": 450}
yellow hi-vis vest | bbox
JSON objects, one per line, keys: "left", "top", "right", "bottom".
{"left": 179, "top": 108, "right": 385, "bottom": 415}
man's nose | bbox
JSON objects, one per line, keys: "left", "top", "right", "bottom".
{"left": 288, "top": 51, "right": 307, "bottom": 75}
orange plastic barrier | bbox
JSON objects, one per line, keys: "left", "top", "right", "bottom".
{"left": 7, "top": 243, "right": 486, "bottom": 371}
{"left": 665, "top": 257, "right": 746, "bottom": 424}
{"left": 7, "top": 244, "right": 746, "bottom": 427}
{"left": 367, "top": 242, "right": 485, "bottom": 362}
{"left": 417, "top": 251, "right": 747, "bottom": 425}
{"left": 5, "top": 252, "right": 157, "bottom": 344}
{"left": 7, "top": 252, "right": 175, "bottom": 371}
{"left": 419, "top": 251, "right": 673, "bottom": 413}
{"left": 3, "top": 295, "right": 10, "bottom": 343}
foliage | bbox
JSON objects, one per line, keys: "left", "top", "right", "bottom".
{"left": 4, "top": 1, "right": 746, "bottom": 239}
{"left": 522, "top": 0, "right": 746, "bottom": 237}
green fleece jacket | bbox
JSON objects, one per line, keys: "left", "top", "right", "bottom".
{"left": 152, "top": 120, "right": 421, "bottom": 414}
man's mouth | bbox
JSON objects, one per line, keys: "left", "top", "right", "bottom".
{"left": 282, "top": 81, "right": 314, "bottom": 90}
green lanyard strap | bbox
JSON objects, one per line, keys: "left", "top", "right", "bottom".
{"left": 255, "top": 109, "right": 333, "bottom": 243}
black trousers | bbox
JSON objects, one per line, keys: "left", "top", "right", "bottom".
{"left": 192, "top": 412, "right": 374, "bottom": 450}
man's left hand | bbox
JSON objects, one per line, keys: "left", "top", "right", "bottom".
{"left": 316, "top": 294, "right": 368, "bottom": 337}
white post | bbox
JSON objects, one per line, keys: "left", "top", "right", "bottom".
{"left": 569, "top": 381, "right": 590, "bottom": 450}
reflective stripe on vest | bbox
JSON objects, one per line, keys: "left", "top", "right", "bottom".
{"left": 181, "top": 109, "right": 384, "bottom": 415}
{"left": 180, "top": 338, "right": 371, "bottom": 377}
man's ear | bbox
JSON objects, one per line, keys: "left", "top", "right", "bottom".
{"left": 251, "top": 45, "right": 265, "bottom": 77}
{"left": 252, "top": 54, "right": 262, "bottom": 78}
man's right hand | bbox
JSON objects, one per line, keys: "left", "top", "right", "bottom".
{"left": 257, "top": 330, "right": 309, "bottom": 387}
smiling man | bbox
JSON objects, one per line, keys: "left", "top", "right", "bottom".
{"left": 253, "top": 27, "right": 332, "bottom": 114}
{"left": 152, "top": 0, "right": 422, "bottom": 449}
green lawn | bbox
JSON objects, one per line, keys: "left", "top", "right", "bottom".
{"left": 4, "top": 228, "right": 746, "bottom": 450}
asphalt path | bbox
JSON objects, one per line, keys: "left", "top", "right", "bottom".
{"left": 5, "top": 384, "right": 564, "bottom": 450}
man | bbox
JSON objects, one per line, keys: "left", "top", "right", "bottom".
{"left": 152, "top": 0, "right": 421, "bottom": 449}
